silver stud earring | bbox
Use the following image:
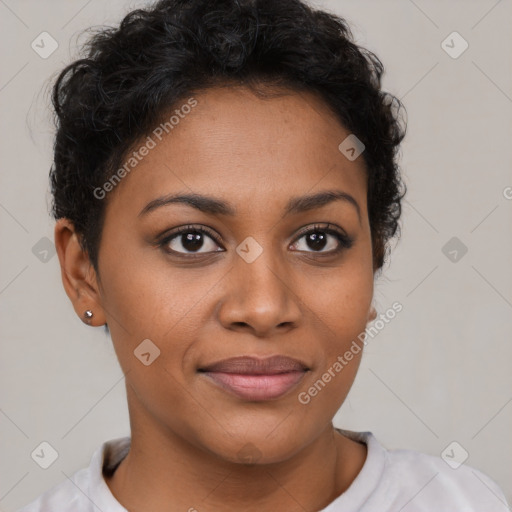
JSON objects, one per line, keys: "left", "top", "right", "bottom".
{"left": 84, "top": 310, "right": 93, "bottom": 323}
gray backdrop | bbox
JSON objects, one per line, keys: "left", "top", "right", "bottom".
{"left": 1, "top": 0, "right": 511, "bottom": 509}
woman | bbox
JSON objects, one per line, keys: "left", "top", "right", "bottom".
{"left": 19, "top": 0, "right": 508, "bottom": 510}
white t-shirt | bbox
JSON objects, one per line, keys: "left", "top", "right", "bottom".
{"left": 17, "top": 429, "right": 509, "bottom": 512}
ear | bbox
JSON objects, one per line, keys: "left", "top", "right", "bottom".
{"left": 367, "top": 305, "right": 377, "bottom": 323}
{"left": 54, "top": 218, "right": 106, "bottom": 327}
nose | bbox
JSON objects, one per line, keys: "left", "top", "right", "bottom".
{"left": 216, "top": 250, "right": 303, "bottom": 338}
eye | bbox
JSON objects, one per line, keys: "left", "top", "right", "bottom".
{"left": 159, "top": 225, "right": 224, "bottom": 256}
{"left": 158, "top": 223, "right": 353, "bottom": 258}
{"left": 290, "top": 223, "right": 354, "bottom": 254}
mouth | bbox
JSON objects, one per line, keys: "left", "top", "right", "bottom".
{"left": 198, "top": 355, "right": 310, "bottom": 401}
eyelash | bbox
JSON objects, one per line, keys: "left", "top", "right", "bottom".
{"left": 294, "top": 223, "right": 354, "bottom": 253}
{"left": 158, "top": 223, "right": 354, "bottom": 258}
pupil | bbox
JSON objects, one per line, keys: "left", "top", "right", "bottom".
{"left": 183, "top": 232, "right": 203, "bottom": 251}
{"left": 308, "top": 232, "right": 327, "bottom": 251}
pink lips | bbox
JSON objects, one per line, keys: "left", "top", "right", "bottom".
{"left": 199, "top": 355, "right": 309, "bottom": 401}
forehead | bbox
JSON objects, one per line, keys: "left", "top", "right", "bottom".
{"left": 105, "top": 86, "right": 368, "bottom": 218}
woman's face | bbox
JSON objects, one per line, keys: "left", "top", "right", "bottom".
{"left": 90, "top": 86, "right": 375, "bottom": 463}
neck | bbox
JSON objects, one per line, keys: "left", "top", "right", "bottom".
{"left": 105, "top": 391, "right": 366, "bottom": 512}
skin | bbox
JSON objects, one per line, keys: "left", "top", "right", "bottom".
{"left": 55, "top": 85, "right": 379, "bottom": 512}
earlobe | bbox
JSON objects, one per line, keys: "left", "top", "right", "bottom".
{"left": 54, "top": 219, "right": 106, "bottom": 327}
{"left": 368, "top": 305, "right": 377, "bottom": 322}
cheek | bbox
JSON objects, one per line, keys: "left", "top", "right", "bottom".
{"left": 97, "top": 242, "right": 225, "bottom": 388}
{"left": 98, "top": 253, "right": 205, "bottom": 427}
{"left": 295, "top": 273, "right": 371, "bottom": 421}
{"left": 303, "top": 257, "right": 373, "bottom": 346}
{"left": 316, "top": 281, "right": 372, "bottom": 349}
{"left": 98, "top": 239, "right": 204, "bottom": 335}
{"left": 297, "top": 249, "right": 373, "bottom": 398}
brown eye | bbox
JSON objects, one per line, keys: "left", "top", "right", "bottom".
{"left": 290, "top": 224, "right": 353, "bottom": 254}
{"left": 160, "top": 226, "right": 223, "bottom": 255}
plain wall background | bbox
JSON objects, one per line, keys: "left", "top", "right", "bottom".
{"left": 1, "top": 0, "right": 511, "bottom": 509}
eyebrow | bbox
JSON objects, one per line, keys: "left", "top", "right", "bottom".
{"left": 138, "top": 190, "right": 361, "bottom": 223}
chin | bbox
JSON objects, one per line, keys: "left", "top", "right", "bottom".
{"left": 196, "top": 418, "right": 313, "bottom": 466}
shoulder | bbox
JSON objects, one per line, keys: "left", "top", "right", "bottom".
{"left": 336, "top": 429, "right": 509, "bottom": 512}
{"left": 16, "top": 437, "right": 130, "bottom": 512}
{"left": 16, "top": 467, "right": 90, "bottom": 512}
{"left": 381, "top": 443, "right": 509, "bottom": 511}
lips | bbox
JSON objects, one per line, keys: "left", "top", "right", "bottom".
{"left": 198, "top": 355, "right": 309, "bottom": 401}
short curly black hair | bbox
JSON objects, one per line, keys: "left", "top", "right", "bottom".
{"left": 50, "top": 0, "right": 407, "bottom": 272}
